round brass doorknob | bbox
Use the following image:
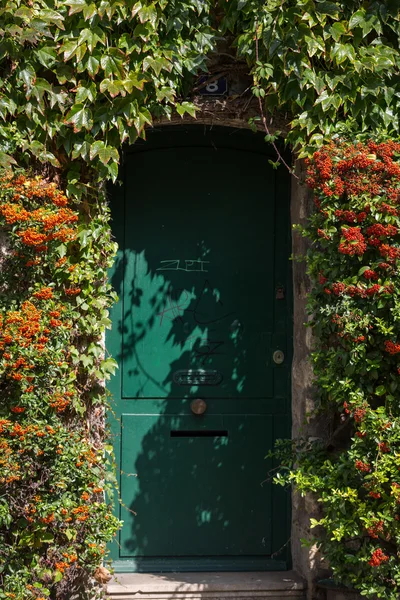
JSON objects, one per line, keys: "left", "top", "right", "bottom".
{"left": 190, "top": 399, "right": 207, "bottom": 415}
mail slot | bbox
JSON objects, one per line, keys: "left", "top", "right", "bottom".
{"left": 170, "top": 430, "right": 228, "bottom": 438}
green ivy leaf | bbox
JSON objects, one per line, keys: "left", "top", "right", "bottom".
{"left": 142, "top": 55, "right": 172, "bottom": 75}
{"left": 330, "top": 22, "right": 347, "bottom": 41}
{"left": 75, "top": 81, "right": 97, "bottom": 103}
{"left": 99, "top": 78, "right": 125, "bottom": 97}
{"left": 65, "top": 0, "right": 87, "bottom": 16}
{"left": 40, "top": 9, "right": 65, "bottom": 29}
{"left": 100, "top": 53, "right": 125, "bottom": 78}
{"left": 315, "top": 2, "right": 340, "bottom": 18}
{"left": 97, "top": 144, "right": 119, "bottom": 165}
{"left": 304, "top": 35, "right": 325, "bottom": 57}
{"left": 61, "top": 40, "right": 80, "bottom": 62}
{"left": 18, "top": 64, "right": 36, "bottom": 90}
{"left": 138, "top": 3, "right": 158, "bottom": 26}
{"left": 331, "top": 43, "right": 356, "bottom": 65}
{"left": 176, "top": 102, "right": 197, "bottom": 117}
{"left": 375, "top": 385, "right": 386, "bottom": 396}
{"left": 35, "top": 46, "right": 57, "bottom": 68}
{"left": 0, "top": 152, "right": 17, "bottom": 168}
{"left": 64, "top": 104, "right": 94, "bottom": 132}
{"left": 84, "top": 55, "right": 100, "bottom": 78}
{"left": 90, "top": 140, "right": 105, "bottom": 160}
{"left": 349, "top": 10, "right": 366, "bottom": 29}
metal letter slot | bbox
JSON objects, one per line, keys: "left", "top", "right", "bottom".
{"left": 273, "top": 350, "right": 285, "bottom": 365}
{"left": 170, "top": 430, "right": 228, "bottom": 438}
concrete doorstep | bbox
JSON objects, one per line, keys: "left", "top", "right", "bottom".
{"left": 107, "top": 571, "right": 306, "bottom": 600}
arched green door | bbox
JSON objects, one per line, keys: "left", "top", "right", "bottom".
{"left": 107, "top": 126, "right": 292, "bottom": 573}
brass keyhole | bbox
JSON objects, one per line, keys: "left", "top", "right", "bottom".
{"left": 190, "top": 399, "right": 207, "bottom": 415}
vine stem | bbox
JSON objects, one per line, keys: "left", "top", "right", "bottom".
{"left": 254, "top": 20, "right": 299, "bottom": 180}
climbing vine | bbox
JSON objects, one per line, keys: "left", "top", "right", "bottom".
{"left": 0, "top": 0, "right": 215, "bottom": 188}
{"left": 222, "top": 0, "right": 400, "bottom": 156}
{"left": 273, "top": 140, "right": 400, "bottom": 599}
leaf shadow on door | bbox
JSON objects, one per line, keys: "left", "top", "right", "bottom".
{"left": 110, "top": 248, "right": 285, "bottom": 567}
{"left": 107, "top": 135, "right": 291, "bottom": 571}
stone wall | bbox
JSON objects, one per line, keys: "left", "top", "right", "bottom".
{"left": 290, "top": 161, "right": 331, "bottom": 599}
{"left": 0, "top": 229, "right": 9, "bottom": 260}
{"left": 0, "top": 229, "right": 10, "bottom": 293}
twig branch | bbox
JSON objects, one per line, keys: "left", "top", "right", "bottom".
{"left": 254, "top": 20, "right": 299, "bottom": 180}
{"left": 271, "top": 537, "right": 291, "bottom": 558}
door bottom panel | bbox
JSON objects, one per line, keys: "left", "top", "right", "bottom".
{"left": 111, "top": 556, "right": 288, "bottom": 573}
{"left": 119, "top": 414, "right": 275, "bottom": 559}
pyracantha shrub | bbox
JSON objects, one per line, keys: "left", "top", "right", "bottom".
{"left": 274, "top": 141, "right": 400, "bottom": 599}
{"left": 0, "top": 172, "right": 119, "bottom": 599}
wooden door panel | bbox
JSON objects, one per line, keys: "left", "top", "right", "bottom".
{"left": 120, "top": 414, "right": 273, "bottom": 557}
{"left": 121, "top": 148, "right": 276, "bottom": 400}
{"left": 107, "top": 126, "right": 292, "bottom": 571}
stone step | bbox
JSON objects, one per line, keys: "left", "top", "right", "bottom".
{"left": 107, "top": 571, "right": 306, "bottom": 600}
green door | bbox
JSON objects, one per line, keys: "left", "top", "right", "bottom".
{"left": 108, "top": 126, "right": 292, "bottom": 573}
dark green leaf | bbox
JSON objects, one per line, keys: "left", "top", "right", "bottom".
{"left": 349, "top": 10, "right": 366, "bottom": 29}
{"left": 64, "top": 104, "right": 93, "bottom": 132}
{"left": 315, "top": 2, "right": 340, "bottom": 18}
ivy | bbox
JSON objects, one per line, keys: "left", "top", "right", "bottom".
{"left": 0, "top": 0, "right": 215, "bottom": 187}
{"left": 221, "top": 0, "right": 400, "bottom": 156}
{"left": 3, "top": 1, "right": 400, "bottom": 173}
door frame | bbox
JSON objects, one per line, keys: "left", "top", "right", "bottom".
{"left": 106, "top": 124, "right": 293, "bottom": 573}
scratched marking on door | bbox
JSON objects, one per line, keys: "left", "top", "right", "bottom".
{"left": 157, "top": 259, "right": 209, "bottom": 272}
{"left": 192, "top": 280, "right": 234, "bottom": 325}
{"left": 156, "top": 290, "right": 191, "bottom": 326}
{"left": 156, "top": 277, "right": 234, "bottom": 372}
{"left": 186, "top": 335, "right": 225, "bottom": 364}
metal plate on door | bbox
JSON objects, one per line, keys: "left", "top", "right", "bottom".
{"left": 173, "top": 369, "right": 223, "bottom": 386}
